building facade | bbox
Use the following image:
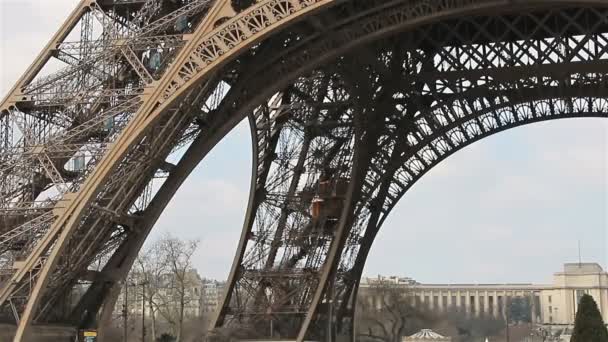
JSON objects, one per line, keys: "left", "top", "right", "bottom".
{"left": 201, "top": 279, "right": 226, "bottom": 315}
{"left": 360, "top": 263, "right": 608, "bottom": 327}
{"left": 115, "top": 269, "right": 213, "bottom": 320}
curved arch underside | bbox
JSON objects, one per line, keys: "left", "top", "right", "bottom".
{"left": 0, "top": 1, "right": 608, "bottom": 341}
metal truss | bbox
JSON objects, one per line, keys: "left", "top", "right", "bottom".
{"left": 1, "top": 1, "right": 608, "bottom": 341}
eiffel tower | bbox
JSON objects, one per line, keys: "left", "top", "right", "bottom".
{"left": 1, "top": 0, "right": 607, "bottom": 341}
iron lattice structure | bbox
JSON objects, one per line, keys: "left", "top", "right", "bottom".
{"left": 0, "top": 0, "right": 607, "bottom": 340}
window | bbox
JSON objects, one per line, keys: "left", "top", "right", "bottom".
{"left": 424, "top": 296, "right": 430, "bottom": 307}
{"left": 451, "top": 296, "right": 457, "bottom": 308}
{"left": 548, "top": 295, "right": 552, "bottom": 303}
{"left": 433, "top": 296, "right": 439, "bottom": 309}
{"left": 470, "top": 296, "right": 476, "bottom": 313}
{"left": 443, "top": 295, "right": 448, "bottom": 308}
{"left": 549, "top": 306, "right": 552, "bottom": 313}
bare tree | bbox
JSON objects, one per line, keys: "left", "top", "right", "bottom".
{"left": 134, "top": 240, "right": 168, "bottom": 342}
{"left": 111, "top": 234, "right": 203, "bottom": 341}
{"left": 356, "top": 282, "right": 437, "bottom": 342}
{"left": 444, "top": 308, "right": 504, "bottom": 342}
{"left": 154, "top": 233, "right": 200, "bottom": 342}
{"left": 356, "top": 281, "right": 506, "bottom": 342}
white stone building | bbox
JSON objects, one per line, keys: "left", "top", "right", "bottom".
{"left": 360, "top": 262, "right": 608, "bottom": 327}
{"left": 201, "top": 279, "right": 226, "bottom": 314}
{"left": 115, "top": 269, "right": 205, "bottom": 319}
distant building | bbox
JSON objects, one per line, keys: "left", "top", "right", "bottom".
{"left": 366, "top": 275, "right": 419, "bottom": 286}
{"left": 115, "top": 269, "right": 205, "bottom": 320}
{"left": 113, "top": 268, "right": 228, "bottom": 325}
{"left": 360, "top": 263, "right": 608, "bottom": 327}
{"left": 201, "top": 279, "right": 226, "bottom": 315}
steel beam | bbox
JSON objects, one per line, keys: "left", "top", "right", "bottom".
{"left": 2, "top": 1, "right": 608, "bottom": 341}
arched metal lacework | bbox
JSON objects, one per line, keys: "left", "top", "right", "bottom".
{"left": 0, "top": 1, "right": 607, "bottom": 341}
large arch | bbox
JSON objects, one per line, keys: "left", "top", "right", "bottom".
{"left": 97, "top": 3, "right": 608, "bottom": 339}
{"left": 1, "top": 1, "right": 608, "bottom": 341}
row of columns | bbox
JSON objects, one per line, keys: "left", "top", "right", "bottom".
{"left": 412, "top": 289, "right": 540, "bottom": 323}
{"left": 369, "top": 288, "right": 541, "bottom": 323}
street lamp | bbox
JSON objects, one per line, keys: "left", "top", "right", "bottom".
{"left": 505, "top": 298, "right": 511, "bottom": 342}
{"left": 124, "top": 279, "right": 149, "bottom": 342}
{"left": 139, "top": 280, "right": 149, "bottom": 342}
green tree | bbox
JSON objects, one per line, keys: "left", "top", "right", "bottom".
{"left": 508, "top": 297, "right": 532, "bottom": 323}
{"left": 570, "top": 294, "right": 608, "bottom": 342}
{"left": 157, "top": 333, "right": 176, "bottom": 342}
{"left": 356, "top": 282, "right": 439, "bottom": 342}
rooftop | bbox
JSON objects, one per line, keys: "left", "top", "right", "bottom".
{"left": 561, "top": 263, "right": 605, "bottom": 274}
{"left": 405, "top": 329, "right": 451, "bottom": 340}
{"left": 362, "top": 262, "right": 606, "bottom": 289}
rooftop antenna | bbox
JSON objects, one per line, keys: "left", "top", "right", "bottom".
{"left": 578, "top": 240, "right": 582, "bottom": 267}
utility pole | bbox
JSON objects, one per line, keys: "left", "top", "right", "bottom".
{"left": 123, "top": 281, "right": 128, "bottom": 342}
{"left": 578, "top": 240, "right": 582, "bottom": 267}
{"left": 141, "top": 281, "right": 146, "bottom": 342}
{"left": 327, "top": 275, "right": 334, "bottom": 342}
{"left": 505, "top": 297, "right": 511, "bottom": 342}
{"left": 270, "top": 318, "right": 273, "bottom": 338}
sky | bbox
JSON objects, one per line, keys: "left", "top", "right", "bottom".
{"left": 1, "top": 0, "right": 607, "bottom": 285}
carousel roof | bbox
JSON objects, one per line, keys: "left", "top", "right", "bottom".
{"left": 406, "top": 329, "right": 450, "bottom": 340}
